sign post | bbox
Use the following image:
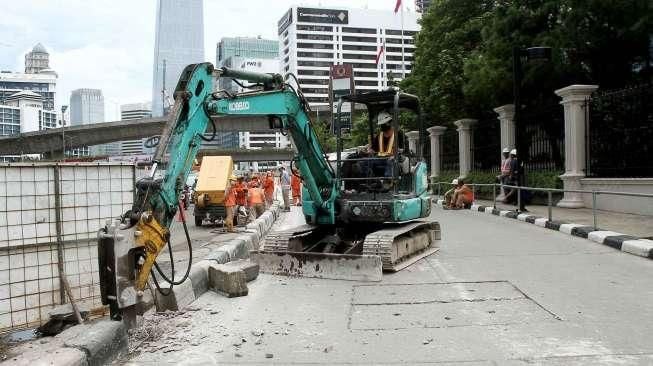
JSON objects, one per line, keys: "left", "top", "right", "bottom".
{"left": 329, "top": 64, "right": 355, "bottom": 134}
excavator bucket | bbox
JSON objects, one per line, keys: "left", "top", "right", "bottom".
{"left": 251, "top": 251, "right": 383, "bottom": 282}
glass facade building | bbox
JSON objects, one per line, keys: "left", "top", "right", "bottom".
{"left": 216, "top": 37, "right": 279, "bottom": 66}
{"left": 151, "top": 0, "right": 205, "bottom": 117}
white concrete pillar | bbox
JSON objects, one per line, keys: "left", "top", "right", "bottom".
{"left": 454, "top": 119, "right": 477, "bottom": 178}
{"left": 406, "top": 130, "right": 419, "bottom": 155}
{"left": 494, "top": 104, "right": 516, "bottom": 153}
{"left": 554, "top": 84, "right": 598, "bottom": 208}
{"left": 427, "top": 126, "right": 446, "bottom": 180}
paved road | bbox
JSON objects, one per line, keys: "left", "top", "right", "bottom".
{"left": 123, "top": 207, "right": 653, "bottom": 365}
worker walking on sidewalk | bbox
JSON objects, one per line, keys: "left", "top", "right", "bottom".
{"left": 279, "top": 166, "right": 291, "bottom": 212}
{"left": 224, "top": 176, "right": 237, "bottom": 232}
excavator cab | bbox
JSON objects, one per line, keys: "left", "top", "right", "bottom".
{"left": 332, "top": 89, "right": 431, "bottom": 225}
{"left": 335, "top": 90, "right": 423, "bottom": 194}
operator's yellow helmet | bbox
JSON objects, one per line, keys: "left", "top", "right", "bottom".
{"left": 229, "top": 175, "right": 237, "bottom": 181}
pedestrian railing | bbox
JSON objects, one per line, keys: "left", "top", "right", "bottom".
{"left": 433, "top": 181, "right": 653, "bottom": 231}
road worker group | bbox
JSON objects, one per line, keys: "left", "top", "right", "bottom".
{"left": 222, "top": 169, "right": 300, "bottom": 233}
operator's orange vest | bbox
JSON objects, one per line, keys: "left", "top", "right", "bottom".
{"left": 378, "top": 131, "right": 395, "bottom": 156}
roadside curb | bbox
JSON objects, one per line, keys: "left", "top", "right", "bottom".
{"left": 156, "top": 202, "right": 282, "bottom": 309}
{"left": 436, "top": 199, "right": 653, "bottom": 260}
{"left": 5, "top": 203, "right": 283, "bottom": 366}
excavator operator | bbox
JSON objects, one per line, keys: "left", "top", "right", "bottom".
{"left": 370, "top": 111, "right": 405, "bottom": 157}
{"left": 362, "top": 111, "right": 405, "bottom": 180}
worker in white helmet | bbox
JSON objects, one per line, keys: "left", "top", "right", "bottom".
{"left": 498, "top": 147, "right": 513, "bottom": 196}
{"left": 504, "top": 149, "right": 528, "bottom": 212}
{"left": 369, "top": 111, "right": 405, "bottom": 157}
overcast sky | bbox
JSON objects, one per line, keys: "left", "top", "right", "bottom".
{"left": 0, "top": 0, "right": 416, "bottom": 120}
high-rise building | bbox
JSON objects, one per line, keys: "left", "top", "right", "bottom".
{"left": 0, "top": 91, "right": 57, "bottom": 161}
{"left": 24, "top": 43, "right": 50, "bottom": 74}
{"left": 0, "top": 70, "right": 57, "bottom": 111}
{"left": 70, "top": 88, "right": 112, "bottom": 156}
{"left": 278, "top": 6, "right": 420, "bottom": 108}
{"left": 415, "top": 0, "right": 432, "bottom": 13}
{"left": 151, "top": 0, "right": 205, "bottom": 117}
{"left": 120, "top": 102, "right": 152, "bottom": 155}
{"left": 216, "top": 37, "right": 279, "bottom": 66}
{"left": 212, "top": 37, "right": 281, "bottom": 149}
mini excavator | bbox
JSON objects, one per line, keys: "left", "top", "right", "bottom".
{"left": 98, "top": 63, "right": 440, "bottom": 321}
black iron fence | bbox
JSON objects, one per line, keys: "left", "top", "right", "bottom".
{"left": 518, "top": 101, "right": 565, "bottom": 172}
{"left": 586, "top": 84, "right": 653, "bottom": 177}
{"left": 471, "top": 117, "right": 501, "bottom": 173}
{"left": 440, "top": 128, "right": 459, "bottom": 172}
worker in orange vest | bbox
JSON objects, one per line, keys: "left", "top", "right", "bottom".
{"left": 224, "top": 175, "right": 237, "bottom": 232}
{"left": 291, "top": 168, "right": 302, "bottom": 206}
{"left": 248, "top": 179, "right": 265, "bottom": 220}
{"left": 263, "top": 171, "right": 275, "bottom": 208}
{"left": 232, "top": 176, "right": 248, "bottom": 225}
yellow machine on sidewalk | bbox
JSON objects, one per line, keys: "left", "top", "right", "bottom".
{"left": 193, "top": 156, "right": 233, "bottom": 226}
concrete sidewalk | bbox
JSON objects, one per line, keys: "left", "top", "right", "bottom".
{"left": 474, "top": 199, "right": 653, "bottom": 238}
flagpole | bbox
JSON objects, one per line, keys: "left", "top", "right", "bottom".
{"left": 401, "top": 3, "right": 405, "bottom": 79}
{"left": 383, "top": 39, "right": 388, "bottom": 88}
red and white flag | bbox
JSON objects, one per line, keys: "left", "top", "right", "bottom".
{"left": 394, "top": 0, "right": 402, "bottom": 13}
{"left": 375, "top": 42, "right": 385, "bottom": 65}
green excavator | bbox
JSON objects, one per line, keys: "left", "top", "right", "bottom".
{"left": 98, "top": 62, "right": 440, "bottom": 320}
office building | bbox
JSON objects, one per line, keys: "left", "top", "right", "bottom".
{"left": 0, "top": 70, "right": 57, "bottom": 111}
{"left": 278, "top": 6, "right": 420, "bottom": 108}
{"left": 415, "top": 0, "right": 432, "bottom": 13}
{"left": 216, "top": 54, "right": 290, "bottom": 166}
{"left": 24, "top": 43, "right": 50, "bottom": 74}
{"left": 217, "top": 37, "right": 279, "bottom": 66}
{"left": 0, "top": 91, "right": 57, "bottom": 161}
{"left": 151, "top": 0, "right": 205, "bottom": 117}
{"left": 70, "top": 88, "right": 111, "bottom": 156}
{"left": 214, "top": 37, "right": 282, "bottom": 149}
{"left": 120, "top": 102, "right": 152, "bottom": 155}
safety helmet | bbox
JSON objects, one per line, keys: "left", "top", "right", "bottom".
{"left": 510, "top": 149, "right": 517, "bottom": 155}
{"left": 502, "top": 147, "right": 510, "bottom": 153}
{"left": 451, "top": 179, "right": 459, "bottom": 185}
{"left": 377, "top": 111, "right": 393, "bottom": 126}
{"left": 229, "top": 175, "right": 237, "bottom": 181}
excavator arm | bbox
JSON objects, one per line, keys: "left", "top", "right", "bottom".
{"left": 206, "top": 81, "right": 337, "bottom": 225}
{"left": 99, "top": 63, "right": 338, "bottom": 320}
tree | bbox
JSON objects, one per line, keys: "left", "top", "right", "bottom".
{"left": 312, "top": 118, "right": 336, "bottom": 153}
{"left": 404, "top": 0, "right": 496, "bottom": 125}
{"left": 407, "top": 0, "right": 652, "bottom": 123}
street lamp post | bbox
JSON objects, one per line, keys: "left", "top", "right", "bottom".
{"left": 512, "top": 46, "right": 552, "bottom": 188}
{"left": 61, "top": 105, "right": 68, "bottom": 160}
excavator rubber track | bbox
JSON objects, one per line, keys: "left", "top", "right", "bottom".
{"left": 362, "top": 220, "right": 441, "bottom": 272}
{"left": 263, "top": 224, "right": 319, "bottom": 252}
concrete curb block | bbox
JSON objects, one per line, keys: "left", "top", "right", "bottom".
{"left": 432, "top": 200, "right": 653, "bottom": 261}
{"left": 9, "top": 319, "right": 128, "bottom": 366}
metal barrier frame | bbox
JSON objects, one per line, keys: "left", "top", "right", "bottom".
{"left": 434, "top": 181, "right": 653, "bottom": 230}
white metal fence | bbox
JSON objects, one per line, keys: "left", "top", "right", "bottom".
{"left": 0, "top": 163, "right": 135, "bottom": 332}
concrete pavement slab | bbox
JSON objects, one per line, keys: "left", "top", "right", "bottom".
{"left": 121, "top": 206, "right": 653, "bottom": 365}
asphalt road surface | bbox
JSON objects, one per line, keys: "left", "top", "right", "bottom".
{"left": 123, "top": 207, "right": 653, "bottom": 365}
